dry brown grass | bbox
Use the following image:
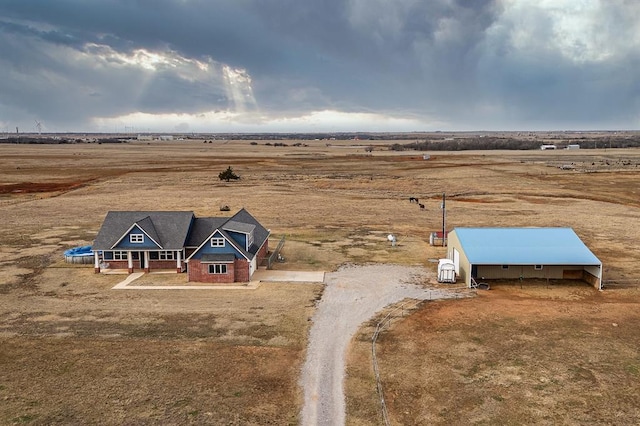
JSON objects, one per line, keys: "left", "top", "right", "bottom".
{"left": 1, "top": 140, "right": 639, "bottom": 424}
{"left": 348, "top": 285, "right": 640, "bottom": 425}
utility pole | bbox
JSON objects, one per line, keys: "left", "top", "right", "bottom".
{"left": 441, "top": 193, "right": 447, "bottom": 247}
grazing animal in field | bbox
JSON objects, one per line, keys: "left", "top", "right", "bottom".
{"left": 419, "top": 203, "right": 425, "bottom": 210}
{"left": 409, "top": 197, "right": 419, "bottom": 203}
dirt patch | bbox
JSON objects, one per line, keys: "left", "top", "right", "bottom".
{"left": 346, "top": 285, "right": 640, "bottom": 425}
{"left": 0, "top": 181, "right": 91, "bottom": 194}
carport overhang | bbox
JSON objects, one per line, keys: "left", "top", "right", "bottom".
{"left": 468, "top": 262, "right": 603, "bottom": 290}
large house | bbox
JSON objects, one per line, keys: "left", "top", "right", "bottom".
{"left": 447, "top": 227, "right": 602, "bottom": 289}
{"left": 92, "top": 208, "right": 270, "bottom": 283}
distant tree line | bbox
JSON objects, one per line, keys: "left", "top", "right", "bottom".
{"left": 189, "top": 133, "right": 412, "bottom": 141}
{"left": 0, "top": 137, "right": 125, "bottom": 144}
{"left": 389, "top": 136, "right": 640, "bottom": 151}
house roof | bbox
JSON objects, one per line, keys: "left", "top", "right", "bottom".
{"left": 201, "top": 253, "right": 235, "bottom": 263}
{"left": 94, "top": 208, "right": 270, "bottom": 260}
{"left": 228, "top": 208, "right": 270, "bottom": 255}
{"left": 223, "top": 220, "right": 255, "bottom": 235}
{"left": 185, "top": 217, "right": 228, "bottom": 247}
{"left": 93, "top": 211, "right": 194, "bottom": 250}
{"left": 185, "top": 208, "right": 270, "bottom": 261}
{"left": 452, "top": 227, "right": 601, "bottom": 266}
{"left": 135, "top": 216, "right": 161, "bottom": 246}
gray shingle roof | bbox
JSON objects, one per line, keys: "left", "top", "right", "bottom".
{"left": 222, "top": 220, "right": 256, "bottom": 235}
{"left": 201, "top": 253, "right": 235, "bottom": 262}
{"left": 93, "top": 211, "right": 194, "bottom": 250}
{"left": 135, "top": 215, "right": 161, "bottom": 246}
{"left": 229, "top": 208, "right": 270, "bottom": 255}
{"left": 94, "top": 208, "right": 270, "bottom": 261}
{"left": 185, "top": 217, "right": 228, "bottom": 247}
{"left": 185, "top": 208, "right": 270, "bottom": 261}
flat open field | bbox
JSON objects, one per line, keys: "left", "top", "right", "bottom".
{"left": 1, "top": 140, "right": 639, "bottom": 424}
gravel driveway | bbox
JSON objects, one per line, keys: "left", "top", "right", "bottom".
{"left": 300, "top": 264, "right": 458, "bottom": 425}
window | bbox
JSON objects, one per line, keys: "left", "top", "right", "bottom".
{"left": 534, "top": 265, "right": 543, "bottom": 270}
{"left": 501, "top": 265, "right": 509, "bottom": 270}
{"left": 113, "top": 251, "right": 128, "bottom": 260}
{"left": 159, "top": 251, "right": 175, "bottom": 260}
{"left": 149, "top": 251, "right": 175, "bottom": 260}
{"left": 130, "top": 234, "right": 144, "bottom": 243}
{"left": 211, "top": 238, "right": 225, "bottom": 247}
{"left": 208, "top": 264, "right": 227, "bottom": 274}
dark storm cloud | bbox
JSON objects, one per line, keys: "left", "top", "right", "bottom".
{"left": 0, "top": 0, "right": 638, "bottom": 131}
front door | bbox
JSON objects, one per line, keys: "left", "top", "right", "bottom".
{"left": 139, "top": 251, "right": 145, "bottom": 269}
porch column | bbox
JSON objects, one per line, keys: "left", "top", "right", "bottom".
{"left": 127, "top": 252, "right": 133, "bottom": 273}
{"left": 176, "top": 250, "right": 182, "bottom": 273}
{"left": 94, "top": 251, "right": 100, "bottom": 273}
{"left": 144, "top": 251, "right": 150, "bottom": 272}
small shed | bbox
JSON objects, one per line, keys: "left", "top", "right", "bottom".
{"left": 447, "top": 228, "right": 602, "bottom": 289}
{"left": 429, "top": 231, "right": 449, "bottom": 246}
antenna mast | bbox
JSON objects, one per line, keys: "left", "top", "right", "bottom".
{"left": 441, "top": 193, "right": 446, "bottom": 247}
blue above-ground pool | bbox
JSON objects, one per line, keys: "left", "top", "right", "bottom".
{"left": 64, "top": 245, "right": 94, "bottom": 264}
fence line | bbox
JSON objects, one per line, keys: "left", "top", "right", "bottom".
{"left": 371, "top": 289, "right": 472, "bottom": 425}
{"left": 265, "top": 235, "right": 286, "bottom": 269}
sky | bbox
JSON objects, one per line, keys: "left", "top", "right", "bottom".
{"left": 0, "top": 0, "right": 639, "bottom": 133}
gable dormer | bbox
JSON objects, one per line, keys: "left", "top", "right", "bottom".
{"left": 222, "top": 220, "right": 256, "bottom": 251}
{"left": 112, "top": 223, "right": 162, "bottom": 249}
{"left": 186, "top": 229, "right": 247, "bottom": 261}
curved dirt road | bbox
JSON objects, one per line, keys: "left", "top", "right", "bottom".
{"left": 300, "top": 264, "right": 457, "bottom": 425}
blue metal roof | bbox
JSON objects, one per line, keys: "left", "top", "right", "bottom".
{"left": 452, "top": 227, "right": 601, "bottom": 266}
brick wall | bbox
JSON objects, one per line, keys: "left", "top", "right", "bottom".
{"left": 234, "top": 259, "right": 250, "bottom": 282}
{"left": 106, "top": 261, "right": 128, "bottom": 270}
{"left": 188, "top": 259, "right": 235, "bottom": 283}
{"left": 148, "top": 260, "right": 180, "bottom": 270}
{"left": 256, "top": 240, "right": 269, "bottom": 263}
{"left": 103, "top": 260, "right": 180, "bottom": 272}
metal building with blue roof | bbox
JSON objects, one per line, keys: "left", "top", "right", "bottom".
{"left": 447, "top": 228, "right": 602, "bottom": 289}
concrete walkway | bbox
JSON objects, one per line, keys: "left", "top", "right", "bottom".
{"left": 111, "top": 269, "right": 325, "bottom": 290}
{"left": 251, "top": 269, "right": 325, "bottom": 283}
{"left": 112, "top": 272, "right": 145, "bottom": 289}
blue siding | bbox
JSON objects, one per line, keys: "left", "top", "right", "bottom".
{"left": 226, "top": 231, "right": 247, "bottom": 250}
{"left": 190, "top": 231, "right": 244, "bottom": 260}
{"left": 113, "top": 225, "right": 161, "bottom": 249}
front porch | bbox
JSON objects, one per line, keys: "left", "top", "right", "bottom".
{"left": 94, "top": 249, "right": 185, "bottom": 274}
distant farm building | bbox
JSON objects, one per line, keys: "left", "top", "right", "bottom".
{"left": 540, "top": 144, "right": 557, "bottom": 150}
{"left": 566, "top": 144, "right": 580, "bottom": 150}
{"left": 446, "top": 228, "right": 602, "bottom": 290}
